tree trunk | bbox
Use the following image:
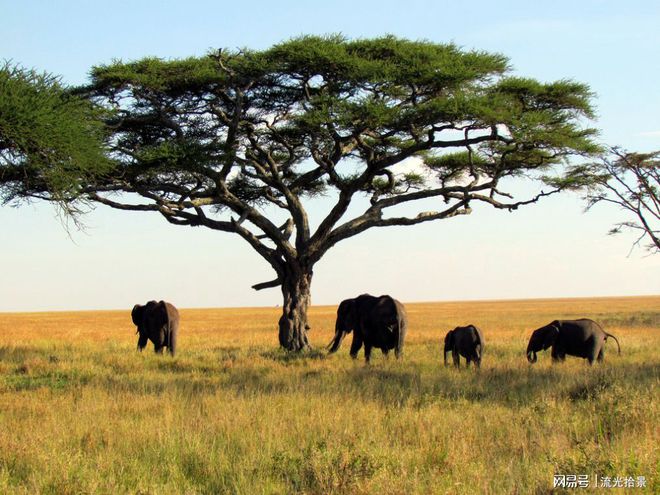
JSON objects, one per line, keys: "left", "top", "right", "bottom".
{"left": 278, "top": 267, "right": 313, "bottom": 352}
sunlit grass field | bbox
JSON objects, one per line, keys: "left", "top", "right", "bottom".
{"left": 0, "top": 296, "right": 658, "bottom": 494}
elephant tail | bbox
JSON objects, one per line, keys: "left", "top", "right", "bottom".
{"left": 164, "top": 318, "right": 173, "bottom": 356}
{"left": 327, "top": 330, "right": 345, "bottom": 354}
{"left": 605, "top": 333, "right": 621, "bottom": 355}
{"left": 592, "top": 320, "right": 621, "bottom": 356}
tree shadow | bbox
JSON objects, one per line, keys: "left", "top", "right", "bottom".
{"left": 3, "top": 342, "right": 656, "bottom": 409}
{"left": 333, "top": 360, "right": 660, "bottom": 409}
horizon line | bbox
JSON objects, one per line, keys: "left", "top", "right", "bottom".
{"left": 1, "top": 293, "right": 658, "bottom": 315}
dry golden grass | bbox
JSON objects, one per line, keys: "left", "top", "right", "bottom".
{"left": 0, "top": 296, "right": 658, "bottom": 494}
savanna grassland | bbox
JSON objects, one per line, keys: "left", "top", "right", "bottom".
{"left": 0, "top": 296, "right": 658, "bottom": 494}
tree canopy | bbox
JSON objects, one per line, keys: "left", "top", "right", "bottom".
{"left": 0, "top": 63, "right": 108, "bottom": 212}
{"left": 1, "top": 36, "right": 601, "bottom": 350}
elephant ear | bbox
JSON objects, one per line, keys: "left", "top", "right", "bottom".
{"left": 337, "top": 298, "right": 357, "bottom": 333}
{"left": 131, "top": 304, "right": 144, "bottom": 326}
{"left": 154, "top": 301, "right": 170, "bottom": 326}
{"left": 542, "top": 323, "right": 560, "bottom": 349}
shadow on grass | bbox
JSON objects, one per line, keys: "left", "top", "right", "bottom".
{"left": 3, "top": 343, "right": 657, "bottom": 410}
{"left": 0, "top": 345, "right": 63, "bottom": 363}
{"left": 307, "top": 360, "right": 660, "bottom": 409}
{"left": 4, "top": 370, "right": 91, "bottom": 392}
{"left": 260, "top": 348, "right": 327, "bottom": 364}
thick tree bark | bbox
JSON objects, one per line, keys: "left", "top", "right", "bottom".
{"left": 278, "top": 266, "right": 313, "bottom": 351}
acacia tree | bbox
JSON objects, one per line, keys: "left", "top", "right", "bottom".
{"left": 3, "top": 36, "right": 599, "bottom": 351}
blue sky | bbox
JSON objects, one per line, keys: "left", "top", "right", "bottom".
{"left": 2, "top": 0, "right": 659, "bottom": 311}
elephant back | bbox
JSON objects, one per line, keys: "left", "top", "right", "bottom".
{"left": 162, "top": 301, "right": 180, "bottom": 323}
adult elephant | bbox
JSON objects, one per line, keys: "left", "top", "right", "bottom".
{"left": 444, "top": 324, "right": 484, "bottom": 368}
{"left": 327, "top": 294, "right": 407, "bottom": 363}
{"left": 131, "top": 300, "right": 179, "bottom": 356}
{"left": 526, "top": 319, "right": 620, "bottom": 365}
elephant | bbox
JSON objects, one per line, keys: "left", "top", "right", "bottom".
{"left": 444, "top": 324, "right": 484, "bottom": 368}
{"left": 327, "top": 294, "right": 407, "bottom": 363}
{"left": 526, "top": 319, "right": 620, "bottom": 365}
{"left": 131, "top": 300, "right": 179, "bottom": 356}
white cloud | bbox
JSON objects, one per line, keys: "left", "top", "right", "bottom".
{"left": 639, "top": 131, "right": 660, "bottom": 138}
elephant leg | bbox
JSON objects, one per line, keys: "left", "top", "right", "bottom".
{"left": 154, "top": 345, "right": 164, "bottom": 354}
{"left": 466, "top": 356, "right": 472, "bottom": 368}
{"left": 552, "top": 352, "right": 566, "bottom": 363}
{"left": 364, "top": 344, "right": 373, "bottom": 363}
{"left": 452, "top": 349, "right": 460, "bottom": 368}
{"left": 551, "top": 347, "right": 565, "bottom": 363}
{"left": 586, "top": 348, "right": 597, "bottom": 365}
{"left": 167, "top": 327, "right": 177, "bottom": 356}
{"left": 381, "top": 348, "right": 390, "bottom": 358}
{"left": 349, "top": 333, "right": 363, "bottom": 359}
{"left": 597, "top": 348, "right": 605, "bottom": 362}
{"left": 473, "top": 351, "right": 481, "bottom": 368}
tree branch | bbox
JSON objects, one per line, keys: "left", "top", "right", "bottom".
{"left": 252, "top": 278, "right": 282, "bottom": 290}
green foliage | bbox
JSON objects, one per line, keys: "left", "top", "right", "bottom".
{"left": 265, "top": 34, "right": 509, "bottom": 87}
{"left": 0, "top": 63, "right": 109, "bottom": 205}
{"left": 4, "top": 36, "right": 600, "bottom": 241}
{"left": 81, "top": 35, "right": 597, "bottom": 210}
{"left": 89, "top": 56, "right": 230, "bottom": 95}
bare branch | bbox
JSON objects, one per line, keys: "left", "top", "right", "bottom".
{"left": 252, "top": 278, "right": 283, "bottom": 290}
{"left": 86, "top": 193, "right": 161, "bottom": 212}
{"left": 582, "top": 148, "right": 660, "bottom": 254}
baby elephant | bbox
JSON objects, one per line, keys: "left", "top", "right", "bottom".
{"left": 444, "top": 324, "right": 484, "bottom": 368}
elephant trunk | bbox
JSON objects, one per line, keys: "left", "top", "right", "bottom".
{"left": 327, "top": 329, "right": 346, "bottom": 354}
{"left": 527, "top": 350, "right": 537, "bottom": 363}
